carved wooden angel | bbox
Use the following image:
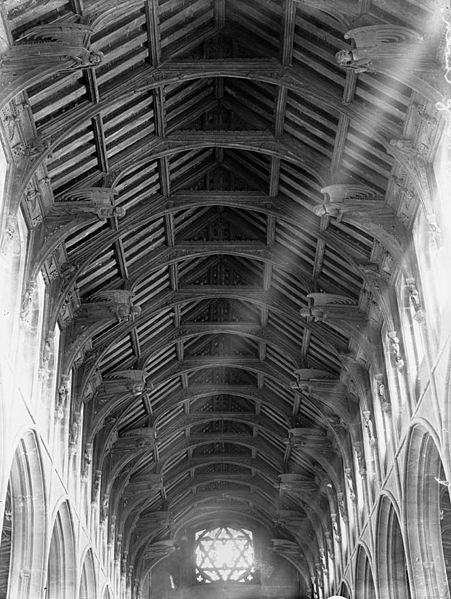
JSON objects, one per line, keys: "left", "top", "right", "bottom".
{"left": 300, "top": 293, "right": 358, "bottom": 323}
{"left": 88, "top": 289, "right": 141, "bottom": 323}
{"left": 52, "top": 187, "right": 124, "bottom": 221}
{"left": 336, "top": 25, "right": 429, "bottom": 74}
{"left": 1, "top": 22, "right": 103, "bottom": 72}
{"left": 316, "top": 184, "right": 387, "bottom": 220}
{"left": 103, "top": 369, "right": 151, "bottom": 396}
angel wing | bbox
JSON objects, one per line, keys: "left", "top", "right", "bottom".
{"left": 105, "top": 369, "right": 147, "bottom": 382}
{"left": 62, "top": 187, "right": 117, "bottom": 203}
{"left": 293, "top": 368, "right": 336, "bottom": 381}
{"left": 307, "top": 293, "right": 357, "bottom": 307}
{"left": 17, "top": 22, "right": 93, "bottom": 47}
{"left": 345, "top": 25, "right": 422, "bottom": 48}
{"left": 89, "top": 289, "right": 133, "bottom": 303}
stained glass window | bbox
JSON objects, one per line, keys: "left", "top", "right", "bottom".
{"left": 194, "top": 526, "right": 256, "bottom": 583}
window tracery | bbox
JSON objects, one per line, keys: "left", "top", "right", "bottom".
{"left": 194, "top": 526, "right": 256, "bottom": 583}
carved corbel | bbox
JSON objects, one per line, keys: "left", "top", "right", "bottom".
{"left": 103, "top": 369, "right": 152, "bottom": 397}
{"left": 319, "top": 546, "right": 328, "bottom": 573}
{"left": 69, "top": 411, "right": 81, "bottom": 455}
{"left": 353, "top": 442, "right": 366, "bottom": 477}
{"left": 344, "top": 467, "right": 356, "bottom": 502}
{"left": 82, "top": 369, "right": 103, "bottom": 402}
{"left": 59, "top": 286, "right": 81, "bottom": 328}
{"left": 0, "top": 214, "right": 19, "bottom": 255}
{"left": 361, "top": 410, "right": 376, "bottom": 445}
{"left": 20, "top": 281, "right": 36, "bottom": 326}
{"left": 81, "top": 441, "right": 93, "bottom": 480}
{"left": 337, "top": 491, "right": 347, "bottom": 520}
{"left": 325, "top": 531, "right": 334, "bottom": 559}
{"left": 87, "top": 289, "right": 142, "bottom": 323}
{"left": 405, "top": 277, "right": 425, "bottom": 322}
{"left": 375, "top": 373, "right": 391, "bottom": 413}
{"left": 387, "top": 331, "right": 404, "bottom": 370}
{"left": 331, "top": 512, "right": 341, "bottom": 543}
{"left": 111, "top": 428, "right": 156, "bottom": 453}
{"left": 24, "top": 184, "right": 43, "bottom": 228}
{"left": 56, "top": 374, "right": 71, "bottom": 420}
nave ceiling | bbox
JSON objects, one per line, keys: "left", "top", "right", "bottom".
{"left": 1, "top": 0, "right": 447, "bottom": 589}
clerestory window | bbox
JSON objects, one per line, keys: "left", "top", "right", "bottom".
{"left": 194, "top": 526, "right": 256, "bottom": 583}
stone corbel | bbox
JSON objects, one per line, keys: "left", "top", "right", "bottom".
{"left": 344, "top": 467, "right": 356, "bottom": 502}
{"left": 375, "top": 373, "right": 391, "bottom": 413}
{"left": 56, "top": 374, "right": 71, "bottom": 420}
{"left": 330, "top": 512, "right": 341, "bottom": 543}
{"left": 81, "top": 441, "right": 93, "bottom": 481}
{"left": 69, "top": 411, "right": 81, "bottom": 455}
{"left": 361, "top": 410, "right": 376, "bottom": 445}
{"left": 0, "top": 214, "right": 19, "bottom": 256}
{"left": 353, "top": 442, "right": 366, "bottom": 477}
{"left": 405, "top": 277, "right": 425, "bottom": 322}
{"left": 20, "top": 281, "right": 36, "bottom": 327}
{"left": 387, "top": 331, "right": 404, "bottom": 370}
{"left": 59, "top": 286, "right": 80, "bottom": 329}
{"left": 38, "top": 337, "right": 52, "bottom": 381}
{"left": 337, "top": 491, "right": 347, "bottom": 520}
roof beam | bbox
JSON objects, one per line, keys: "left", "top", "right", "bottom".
{"left": 38, "top": 59, "right": 397, "bottom": 146}
{"left": 133, "top": 321, "right": 303, "bottom": 372}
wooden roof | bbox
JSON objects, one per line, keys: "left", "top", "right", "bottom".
{"left": 3, "top": 0, "right": 446, "bottom": 585}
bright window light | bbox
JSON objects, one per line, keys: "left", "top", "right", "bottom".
{"left": 195, "top": 526, "right": 256, "bottom": 583}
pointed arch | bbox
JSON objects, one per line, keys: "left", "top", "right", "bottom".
{"left": 404, "top": 423, "right": 450, "bottom": 598}
{"left": 0, "top": 430, "right": 46, "bottom": 599}
{"left": 355, "top": 544, "right": 376, "bottom": 599}
{"left": 376, "top": 494, "right": 412, "bottom": 599}
{"left": 78, "top": 547, "right": 97, "bottom": 599}
{"left": 46, "top": 500, "right": 77, "bottom": 599}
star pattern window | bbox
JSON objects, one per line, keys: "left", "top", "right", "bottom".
{"left": 195, "top": 526, "right": 256, "bottom": 583}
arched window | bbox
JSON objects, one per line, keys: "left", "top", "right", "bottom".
{"left": 194, "top": 526, "right": 256, "bottom": 583}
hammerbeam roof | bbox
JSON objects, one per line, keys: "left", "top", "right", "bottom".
{"left": 4, "top": 0, "right": 443, "bottom": 576}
